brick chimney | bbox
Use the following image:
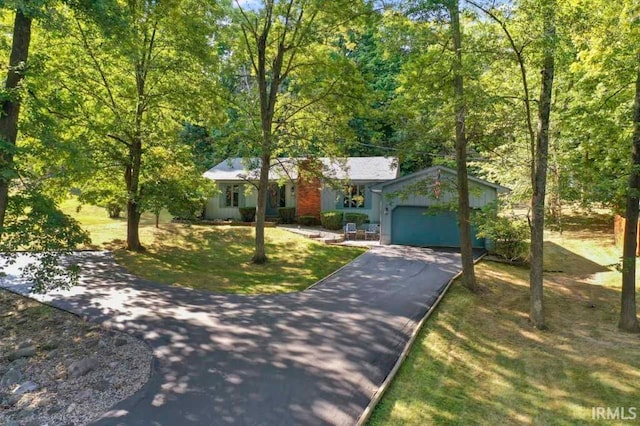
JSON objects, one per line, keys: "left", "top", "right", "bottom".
{"left": 296, "top": 158, "right": 322, "bottom": 219}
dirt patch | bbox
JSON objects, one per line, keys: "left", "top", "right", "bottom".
{"left": 0, "top": 289, "right": 152, "bottom": 425}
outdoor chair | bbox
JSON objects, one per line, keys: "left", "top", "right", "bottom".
{"left": 344, "top": 222, "right": 357, "bottom": 240}
{"left": 364, "top": 223, "right": 380, "bottom": 240}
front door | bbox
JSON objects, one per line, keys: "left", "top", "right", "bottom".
{"left": 266, "top": 184, "right": 286, "bottom": 216}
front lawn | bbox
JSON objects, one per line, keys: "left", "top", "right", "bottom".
{"left": 115, "top": 225, "right": 364, "bottom": 293}
{"left": 61, "top": 199, "right": 365, "bottom": 294}
{"left": 369, "top": 212, "right": 640, "bottom": 425}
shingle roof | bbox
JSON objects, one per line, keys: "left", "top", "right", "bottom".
{"left": 203, "top": 157, "right": 399, "bottom": 182}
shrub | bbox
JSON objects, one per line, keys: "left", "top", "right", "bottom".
{"left": 239, "top": 207, "right": 256, "bottom": 222}
{"left": 298, "top": 215, "right": 320, "bottom": 226}
{"left": 344, "top": 212, "right": 368, "bottom": 226}
{"left": 106, "top": 203, "right": 123, "bottom": 219}
{"left": 321, "top": 210, "right": 343, "bottom": 230}
{"left": 475, "top": 204, "right": 529, "bottom": 261}
{"left": 278, "top": 207, "right": 296, "bottom": 224}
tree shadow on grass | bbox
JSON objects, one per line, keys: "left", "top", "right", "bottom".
{"left": 369, "top": 253, "right": 639, "bottom": 426}
{"left": 114, "top": 225, "right": 365, "bottom": 294}
{"left": 543, "top": 241, "right": 612, "bottom": 276}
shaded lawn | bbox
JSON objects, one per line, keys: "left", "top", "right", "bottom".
{"left": 60, "top": 199, "right": 365, "bottom": 294}
{"left": 115, "top": 225, "right": 365, "bottom": 294}
{"left": 370, "top": 213, "right": 640, "bottom": 425}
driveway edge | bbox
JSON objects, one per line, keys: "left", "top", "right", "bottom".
{"left": 305, "top": 246, "right": 371, "bottom": 291}
{"left": 356, "top": 252, "right": 487, "bottom": 426}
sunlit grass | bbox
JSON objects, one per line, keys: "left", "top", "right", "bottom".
{"left": 60, "top": 198, "right": 365, "bottom": 294}
{"left": 370, "top": 212, "right": 640, "bottom": 426}
{"left": 59, "top": 198, "right": 173, "bottom": 248}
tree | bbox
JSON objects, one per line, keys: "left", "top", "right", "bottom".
{"left": 529, "top": 0, "right": 556, "bottom": 329}
{"left": 619, "top": 55, "right": 640, "bottom": 332}
{"left": 465, "top": 0, "right": 562, "bottom": 327}
{"left": 557, "top": 0, "right": 639, "bottom": 331}
{"left": 232, "top": 0, "right": 367, "bottom": 263}
{"left": 38, "top": 0, "right": 222, "bottom": 251}
{"left": 0, "top": 5, "right": 32, "bottom": 232}
{"left": 399, "top": 0, "right": 480, "bottom": 290}
{"left": 448, "top": 0, "right": 478, "bottom": 291}
{"left": 0, "top": 3, "right": 93, "bottom": 293}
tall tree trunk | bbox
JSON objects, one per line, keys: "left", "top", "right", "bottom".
{"left": 529, "top": 3, "right": 556, "bottom": 329}
{"left": 449, "top": 0, "right": 478, "bottom": 291}
{"left": 0, "top": 10, "right": 32, "bottom": 236}
{"left": 618, "top": 53, "right": 640, "bottom": 333}
{"left": 125, "top": 137, "right": 143, "bottom": 251}
{"left": 253, "top": 151, "right": 270, "bottom": 264}
{"left": 124, "top": 57, "right": 148, "bottom": 252}
{"left": 126, "top": 195, "right": 142, "bottom": 251}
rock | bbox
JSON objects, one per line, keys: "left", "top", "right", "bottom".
{"left": 98, "top": 339, "right": 108, "bottom": 348}
{"left": 42, "top": 340, "right": 59, "bottom": 351}
{"left": 108, "top": 361, "right": 119, "bottom": 369}
{"left": 9, "top": 358, "right": 28, "bottom": 369}
{"left": 46, "top": 349, "right": 59, "bottom": 360}
{"left": 77, "top": 389, "right": 93, "bottom": 401}
{"left": 92, "top": 379, "right": 110, "bottom": 392}
{"left": 17, "top": 339, "right": 33, "bottom": 349}
{"left": 66, "top": 402, "right": 77, "bottom": 413}
{"left": 67, "top": 357, "right": 98, "bottom": 379}
{"left": 3, "top": 394, "right": 21, "bottom": 407}
{"left": 85, "top": 339, "right": 99, "bottom": 349}
{"left": 16, "top": 317, "right": 27, "bottom": 325}
{"left": 114, "top": 336, "right": 128, "bottom": 347}
{"left": 15, "top": 407, "right": 34, "bottom": 419}
{"left": 47, "top": 404, "right": 62, "bottom": 414}
{"left": 8, "top": 346, "right": 36, "bottom": 361}
{"left": 13, "top": 381, "right": 39, "bottom": 395}
{"left": 0, "top": 367, "right": 22, "bottom": 388}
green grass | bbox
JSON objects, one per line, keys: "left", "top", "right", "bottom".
{"left": 59, "top": 198, "right": 173, "bottom": 248}
{"left": 369, "top": 213, "right": 640, "bottom": 426}
{"left": 60, "top": 198, "right": 365, "bottom": 294}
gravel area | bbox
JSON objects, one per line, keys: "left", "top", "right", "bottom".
{"left": 0, "top": 289, "right": 152, "bottom": 426}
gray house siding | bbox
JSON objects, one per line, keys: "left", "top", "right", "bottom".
{"left": 204, "top": 182, "right": 296, "bottom": 220}
{"left": 322, "top": 182, "right": 383, "bottom": 223}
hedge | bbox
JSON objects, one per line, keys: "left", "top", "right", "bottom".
{"left": 321, "top": 210, "right": 343, "bottom": 230}
{"left": 278, "top": 207, "right": 296, "bottom": 224}
{"left": 344, "top": 212, "right": 368, "bottom": 226}
{"left": 239, "top": 207, "right": 256, "bottom": 222}
{"left": 298, "top": 215, "right": 320, "bottom": 226}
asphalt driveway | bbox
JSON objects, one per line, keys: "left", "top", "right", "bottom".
{"left": 0, "top": 246, "right": 471, "bottom": 425}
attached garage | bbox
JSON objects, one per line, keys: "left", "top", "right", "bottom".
{"left": 374, "top": 166, "right": 510, "bottom": 249}
{"left": 391, "top": 207, "right": 485, "bottom": 248}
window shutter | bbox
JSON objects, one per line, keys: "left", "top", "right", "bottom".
{"left": 219, "top": 185, "right": 226, "bottom": 208}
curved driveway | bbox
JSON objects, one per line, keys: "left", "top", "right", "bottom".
{"left": 0, "top": 246, "right": 469, "bottom": 425}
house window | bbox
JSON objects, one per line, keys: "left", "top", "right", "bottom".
{"left": 343, "top": 184, "right": 366, "bottom": 208}
{"left": 225, "top": 184, "right": 240, "bottom": 207}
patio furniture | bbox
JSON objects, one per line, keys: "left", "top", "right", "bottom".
{"left": 344, "top": 222, "right": 357, "bottom": 240}
{"left": 364, "top": 223, "right": 380, "bottom": 240}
